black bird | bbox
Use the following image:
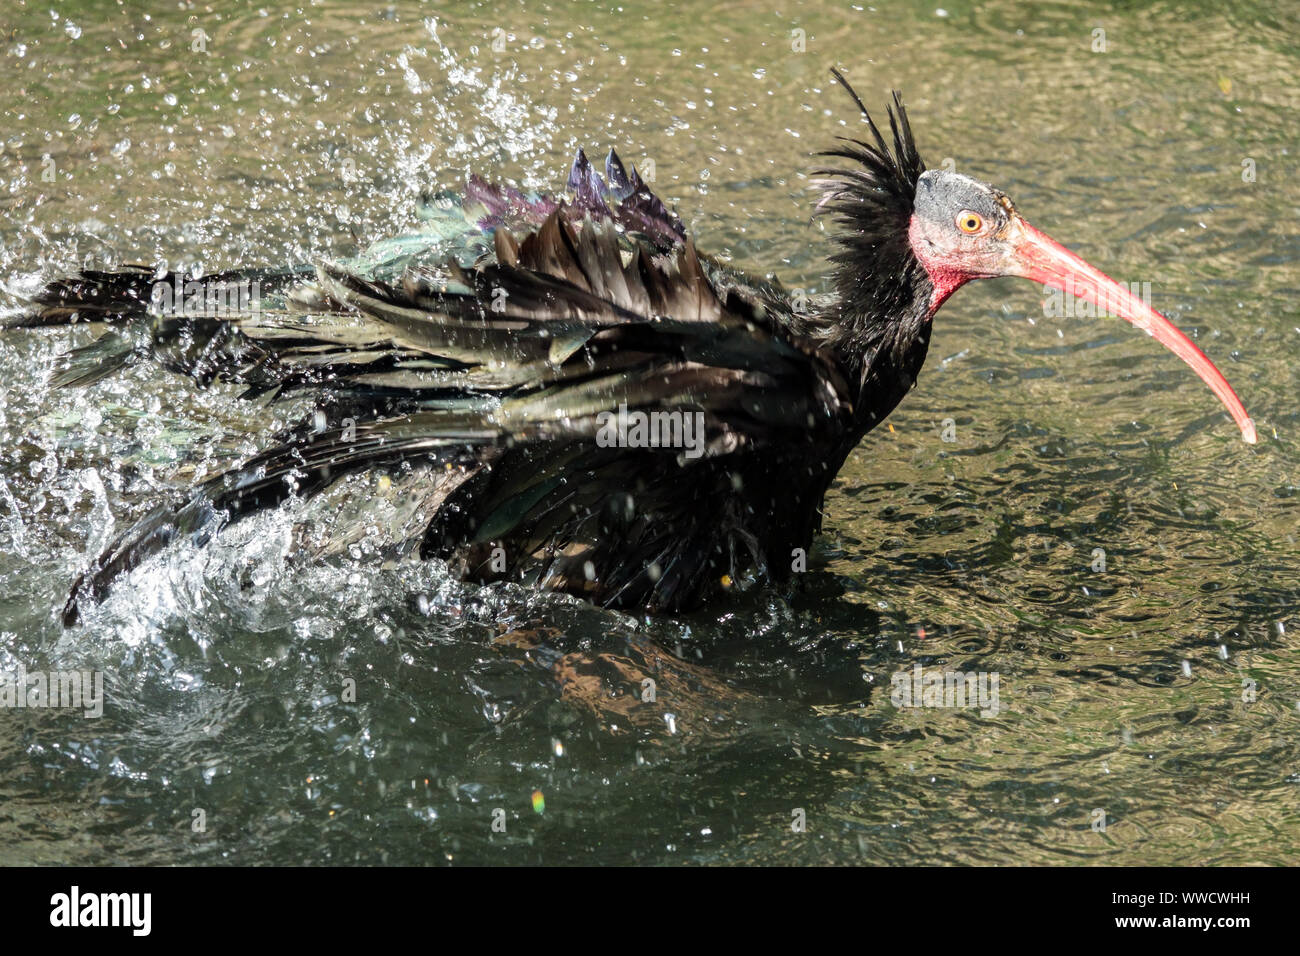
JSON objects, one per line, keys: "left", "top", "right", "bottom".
{"left": 11, "top": 70, "right": 1255, "bottom": 625}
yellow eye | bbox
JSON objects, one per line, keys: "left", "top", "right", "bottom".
{"left": 957, "top": 211, "right": 984, "bottom": 234}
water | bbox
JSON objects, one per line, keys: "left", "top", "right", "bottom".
{"left": 0, "top": 0, "right": 1297, "bottom": 865}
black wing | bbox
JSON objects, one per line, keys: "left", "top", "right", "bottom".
{"left": 50, "top": 211, "right": 853, "bottom": 623}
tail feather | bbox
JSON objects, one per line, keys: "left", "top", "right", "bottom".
{"left": 13, "top": 265, "right": 312, "bottom": 329}
{"left": 14, "top": 265, "right": 161, "bottom": 328}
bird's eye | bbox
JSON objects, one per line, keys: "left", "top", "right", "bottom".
{"left": 956, "top": 211, "right": 984, "bottom": 234}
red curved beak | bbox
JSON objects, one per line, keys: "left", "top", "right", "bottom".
{"left": 1003, "top": 217, "right": 1256, "bottom": 444}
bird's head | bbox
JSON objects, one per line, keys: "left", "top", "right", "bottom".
{"left": 816, "top": 70, "right": 1256, "bottom": 444}
{"left": 906, "top": 169, "right": 1021, "bottom": 307}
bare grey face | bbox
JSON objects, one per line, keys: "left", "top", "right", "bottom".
{"left": 914, "top": 170, "right": 1009, "bottom": 226}
{"left": 908, "top": 169, "right": 1019, "bottom": 279}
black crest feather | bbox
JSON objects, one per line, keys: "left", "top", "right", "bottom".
{"left": 811, "top": 70, "right": 931, "bottom": 368}
{"left": 813, "top": 68, "right": 925, "bottom": 221}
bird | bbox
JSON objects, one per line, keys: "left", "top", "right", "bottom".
{"left": 9, "top": 68, "right": 1256, "bottom": 626}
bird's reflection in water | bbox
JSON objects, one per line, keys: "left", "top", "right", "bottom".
{"left": 489, "top": 623, "right": 758, "bottom": 741}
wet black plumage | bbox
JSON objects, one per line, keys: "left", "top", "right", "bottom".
{"left": 14, "top": 72, "right": 933, "bottom": 624}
